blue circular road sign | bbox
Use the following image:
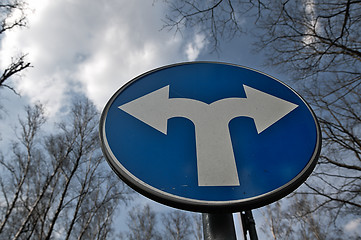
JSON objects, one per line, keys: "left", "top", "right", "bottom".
{"left": 100, "top": 62, "right": 321, "bottom": 212}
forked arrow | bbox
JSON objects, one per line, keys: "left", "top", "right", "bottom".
{"left": 118, "top": 85, "right": 298, "bottom": 186}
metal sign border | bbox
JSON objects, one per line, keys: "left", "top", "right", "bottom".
{"left": 99, "top": 61, "right": 321, "bottom": 213}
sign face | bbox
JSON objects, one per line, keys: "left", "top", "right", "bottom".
{"left": 100, "top": 62, "right": 321, "bottom": 212}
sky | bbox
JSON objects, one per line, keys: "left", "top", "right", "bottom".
{"left": 0, "top": 0, "right": 360, "bottom": 239}
{"left": 0, "top": 0, "right": 267, "bottom": 117}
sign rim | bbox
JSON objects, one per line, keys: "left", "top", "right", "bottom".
{"left": 99, "top": 61, "right": 321, "bottom": 213}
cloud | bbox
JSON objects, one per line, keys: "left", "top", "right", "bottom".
{"left": 302, "top": 0, "right": 322, "bottom": 46}
{"left": 185, "top": 33, "right": 207, "bottom": 61}
{"left": 344, "top": 218, "right": 361, "bottom": 232}
{"left": 75, "top": 4, "right": 185, "bottom": 109}
{"left": 0, "top": 0, "right": 202, "bottom": 116}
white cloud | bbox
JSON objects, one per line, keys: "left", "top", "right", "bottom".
{"left": 0, "top": 0, "right": 202, "bottom": 116}
{"left": 185, "top": 33, "right": 207, "bottom": 61}
{"left": 304, "top": 0, "right": 315, "bottom": 15}
{"left": 75, "top": 10, "right": 184, "bottom": 109}
{"left": 344, "top": 218, "right": 361, "bottom": 232}
{"left": 302, "top": 0, "right": 322, "bottom": 46}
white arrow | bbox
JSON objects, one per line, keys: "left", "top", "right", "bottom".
{"left": 118, "top": 85, "right": 298, "bottom": 186}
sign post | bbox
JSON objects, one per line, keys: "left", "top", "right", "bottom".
{"left": 202, "top": 213, "right": 236, "bottom": 240}
{"left": 241, "top": 210, "right": 258, "bottom": 240}
{"left": 100, "top": 62, "right": 321, "bottom": 238}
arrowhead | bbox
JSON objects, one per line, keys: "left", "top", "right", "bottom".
{"left": 243, "top": 85, "right": 298, "bottom": 134}
{"left": 118, "top": 85, "right": 170, "bottom": 134}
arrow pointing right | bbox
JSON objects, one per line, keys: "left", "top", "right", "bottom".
{"left": 243, "top": 85, "right": 299, "bottom": 133}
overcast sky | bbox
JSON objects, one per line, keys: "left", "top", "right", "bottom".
{"left": 2, "top": 1, "right": 190, "bottom": 113}
{"left": 0, "top": 0, "right": 268, "bottom": 116}
{"left": 1, "top": 0, "right": 359, "bottom": 238}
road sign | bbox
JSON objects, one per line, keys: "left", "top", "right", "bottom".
{"left": 100, "top": 62, "right": 321, "bottom": 212}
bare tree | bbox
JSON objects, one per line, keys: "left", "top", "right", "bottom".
{"left": 191, "top": 213, "right": 203, "bottom": 240}
{"left": 0, "top": 0, "right": 27, "bottom": 34}
{"left": 260, "top": 201, "right": 293, "bottom": 240}
{"left": 122, "top": 204, "right": 203, "bottom": 240}
{"left": 0, "top": 99, "right": 131, "bottom": 239}
{"left": 0, "top": 0, "right": 31, "bottom": 94}
{"left": 162, "top": 0, "right": 361, "bottom": 234}
{"left": 162, "top": 0, "right": 266, "bottom": 51}
{"left": 254, "top": 0, "right": 361, "bottom": 220}
{"left": 161, "top": 210, "right": 193, "bottom": 240}
{"left": 261, "top": 196, "right": 347, "bottom": 240}
{"left": 125, "top": 204, "right": 162, "bottom": 240}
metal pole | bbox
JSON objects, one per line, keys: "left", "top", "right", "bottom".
{"left": 241, "top": 210, "right": 258, "bottom": 240}
{"left": 202, "top": 213, "right": 237, "bottom": 240}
